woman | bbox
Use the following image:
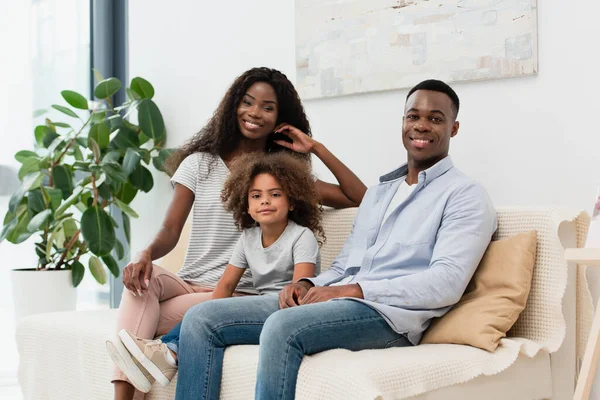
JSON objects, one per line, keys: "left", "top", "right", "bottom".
{"left": 107, "top": 67, "right": 366, "bottom": 399}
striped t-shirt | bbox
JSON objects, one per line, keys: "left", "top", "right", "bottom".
{"left": 170, "top": 152, "right": 256, "bottom": 293}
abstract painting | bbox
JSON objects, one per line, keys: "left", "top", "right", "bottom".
{"left": 295, "top": 0, "right": 538, "bottom": 99}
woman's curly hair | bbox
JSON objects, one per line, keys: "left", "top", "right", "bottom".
{"left": 221, "top": 152, "right": 325, "bottom": 245}
{"left": 165, "top": 67, "right": 311, "bottom": 175}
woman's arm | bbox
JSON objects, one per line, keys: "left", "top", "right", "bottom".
{"left": 122, "top": 184, "right": 194, "bottom": 295}
{"left": 274, "top": 124, "right": 367, "bottom": 208}
{"left": 213, "top": 265, "right": 246, "bottom": 299}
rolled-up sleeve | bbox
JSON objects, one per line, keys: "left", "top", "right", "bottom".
{"left": 358, "top": 183, "right": 497, "bottom": 309}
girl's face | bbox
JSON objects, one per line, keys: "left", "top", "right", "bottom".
{"left": 237, "top": 82, "right": 279, "bottom": 142}
{"left": 247, "top": 173, "right": 291, "bottom": 228}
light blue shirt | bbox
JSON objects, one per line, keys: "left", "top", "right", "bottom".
{"left": 307, "top": 156, "right": 497, "bottom": 345}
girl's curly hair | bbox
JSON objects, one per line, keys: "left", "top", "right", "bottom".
{"left": 221, "top": 152, "right": 325, "bottom": 245}
{"left": 165, "top": 67, "right": 311, "bottom": 175}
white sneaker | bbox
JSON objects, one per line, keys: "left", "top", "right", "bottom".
{"left": 106, "top": 337, "right": 154, "bottom": 393}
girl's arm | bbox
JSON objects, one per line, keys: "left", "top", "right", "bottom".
{"left": 273, "top": 124, "right": 367, "bottom": 208}
{"left": 292, "top": 262, "right": 316, "bottom": 283}
{"left": 213, "top": 265, "right": 246, "bottom": 299}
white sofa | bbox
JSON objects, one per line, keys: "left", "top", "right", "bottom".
{"left": 15, "top": 207, "right": 589, "bottom": 399}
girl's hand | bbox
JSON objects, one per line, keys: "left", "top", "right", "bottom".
{"left": 273, "top": 123, "right": 318, "bottom": 154}
{"left": 122, "top": 251, "right": 153, "bottom": 297}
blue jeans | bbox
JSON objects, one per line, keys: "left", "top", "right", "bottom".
{"left": 175, "top": 296, "right": 411, "bottom": 400}
{"left": 160, "top": 321, "right": 181, "bottom": 354}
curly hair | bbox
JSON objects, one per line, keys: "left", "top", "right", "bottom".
{"left": 165, "top": 67, "right": 312, "bottom": 175}
{"left": 221, "top": 152, "right": 325, "bottom": 245}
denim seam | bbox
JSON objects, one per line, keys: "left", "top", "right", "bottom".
{"left": 279, "top": 314, "right": 384, "bottom": 399}
{"left": 205, "top": 321, "right": 267, "bottom": 398}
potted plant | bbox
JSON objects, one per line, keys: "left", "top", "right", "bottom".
{"left": 1, "top": 73, "right": 174, "bottom": 319}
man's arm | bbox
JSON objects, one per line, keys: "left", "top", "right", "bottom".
{"left": 357, "top": 184, "right": 497, "bottom": 310}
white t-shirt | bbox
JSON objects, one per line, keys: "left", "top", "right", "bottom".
{"left": 170, "top": 152, "right": 255, "bottom": 293}
{"left": 332, "top": 178, "right": 415, "bottom": 287}
{"left": 229, "top": 220, "right": 320, "bottom": 295}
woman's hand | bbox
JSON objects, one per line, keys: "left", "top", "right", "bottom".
{"left": 122, "top": 251, "right": 153, "bottom": 297}
{"left": 273, "top": 123, "right": 318, "bottom": 154}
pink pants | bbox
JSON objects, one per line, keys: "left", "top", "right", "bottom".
{"left": 112, "top": 264, "right": 246, "bottom": 390}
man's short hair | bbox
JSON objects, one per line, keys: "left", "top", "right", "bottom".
{"left": 406, "top": 79, "right": 460, "bottom": 118}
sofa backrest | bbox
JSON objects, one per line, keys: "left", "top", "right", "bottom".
{"left": 158, "top": 207, "right": 578, "bottom": 352}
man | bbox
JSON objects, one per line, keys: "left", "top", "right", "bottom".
{"left": 174, "top": 79, "right": 497, "bottom": 399}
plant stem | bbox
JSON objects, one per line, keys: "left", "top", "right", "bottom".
{"left": 91, "top": 173, "right": 99, "bottom": 207}
{"left": 52, "top": 116, "right": 92, "bottom": 167}
{"left": 56, "top": 230, "right": 81, "bottom": 269}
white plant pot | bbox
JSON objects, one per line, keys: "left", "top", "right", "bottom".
{"left": 11, "top": 269, "right": 77, "bottom": 320}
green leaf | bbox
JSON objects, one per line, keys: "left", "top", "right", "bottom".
{"left": 138, "top": 99, "right": 165, "bottom": 144}
{"left": 73, "top": 161, "right": 91, "bottom": 172}
{"left": 73, "top": 144, "right": 84, "bottom": 161}
{"left": 34, "top": 125, "right": 53, "bottom": 146}
{"left": 102, "top": 162, "right": 128, "bottom": 183}
{"left": 81, "top": 205, "right": 116, "bottom": 256}
{"left": 130, "top": 77, "right": 155, "bottom": 99}
{"left": 15, "top": 150, "right": 38, "bottom": 163}
{"left": 62, "top": 218, "right": 78, "bottom": 238}
{"left": 103, "top": 150, "right": 121, "bottom": 163}
{"left": 18, "top": 158, "right": 41, "bottom": 180}
{"left": 9, "top": 172, "right": 43, "bottom": 214}
{"left": 42, "top": 131, "right": 60, "bottom": 148}
{"left": 91, "top": 111, "right": 107, "bottom": 123}
{"left": 114, "top": 198, "right": 139, "bottom": 218}
{"left": 123, "top": 148, "right": 142, "bottom": 176}
{"left": 114, "top": 239, "right": 125, "bottom": 260}
{"left": 102, "top": 254, "right": 120, "bottom": 277}
{"left": 46, "top": 223, "right": 62, "bottom": 260}
{"left": 54, "top": 186, "right": 83, "bottom": 217}
{"left": 110, "top": 128, "right": 139, "bottom": 149}
{"left": 6, "top": 206, "right": 33, "bottom": 244}
{"left": 61, "top": 90, "right": 89, "bottom": 110}
{"left": 89, "top": 256, "right": 107, "bottom": 284}
{"left": 51, "top": 104, "right": 79, "bottom": 118}
{"left": 98, "top": 182, "right": 112, "bottom": 200}
{"left": 71, "top": 260, "right": 85, "bottom": 287}
{"left": 27, "top": 190, "right": 45, "bottom": 213}
{"left": 33, "top": 108, "right": 48, "bottom": 118}
{"left": 0, "top": 214, "right": 18, "bottom": 243}
{"left": 88, "top": 122, "right": 110, "bottom": 149}
{"left": 51, "top": 165, "right": 74, "bottom": 199}
{"left": 153, "top": 148, "right": 176, "bottom": 173}
{"left": 138, "top": 149, "right": 151, "bottom": 165}
{"left": 27, "top": 209, "right": 52, "bottom": 232}
{"left": 117, "top": 182, "right": 138, "bottom": 204}
{"left": 122, "top": 211, "right": 131, "bottom": 244}
{"left": 89, "top": 138, "right": 101, "bottom": 161}
{"left": 45, "top": 187, "right": 64, "bottom": 210}
{"left": 50, "top": 121, "right": 71, "bottom": 128}
{"left": 94, "top": 77, "right": 122, "bottom": 99}
{"left": 126, "top": 88, "right": 141, "bottom": 101}
{"left": 129, "top": 165, "right": 153, "bottom": 193}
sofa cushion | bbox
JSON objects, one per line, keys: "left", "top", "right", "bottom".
{"left": 421, "top": 230, "right": 537, "bottom": 351}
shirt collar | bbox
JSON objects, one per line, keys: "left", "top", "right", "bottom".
{"left": 378, "top": 156, "right": 454, "bottom": 186}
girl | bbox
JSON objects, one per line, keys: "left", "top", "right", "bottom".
{"left": 107, "top": 67, "right": 366, "bottom": 399}
{"left": 111, "top": 153, "right": 324, "bottom": 388}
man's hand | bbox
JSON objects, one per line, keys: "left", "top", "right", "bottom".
{"left": 299, "top": 284, "right": 364, "bottom": 305}
{"left": 279, "top": 281, "right": 313, "bottom": 309}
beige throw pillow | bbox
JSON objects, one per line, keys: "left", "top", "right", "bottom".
{"left": 421, "top": 230, "right": 537, "bottom": 352}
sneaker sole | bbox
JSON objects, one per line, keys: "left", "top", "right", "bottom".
{"left": 119, "top": 329, "right": 172, "bottom": 386}
{"left": 106, "top": 339, "right": 152, "bottom": 393}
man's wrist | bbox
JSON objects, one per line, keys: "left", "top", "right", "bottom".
{"left": 297, "top": 279, "right": 315, "bottom": 289}
{"left": 345, "top": 284, "right": 364, "bottom": 299}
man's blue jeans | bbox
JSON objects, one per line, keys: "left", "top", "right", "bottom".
{"left": 174, "top": 295, "right": 411, "bottom": 400}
